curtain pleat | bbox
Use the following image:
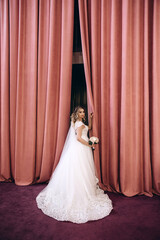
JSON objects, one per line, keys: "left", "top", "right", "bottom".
{"left": 35, "top": 0, "right": 51, "bottom": 182}
{"left": 14, "top": 0, "right": 38, "bottom": 185}
{"left": 53, "top": 0, "right": 74, "bottom": 170}
{"left": 152, "top": 0, "right": 160, "bottom": 194}
{"left": 0, "top": 0, "right": 10, "bottom": 181}
{"left": 78, "top": 0, "right": 94, "bottom": 114}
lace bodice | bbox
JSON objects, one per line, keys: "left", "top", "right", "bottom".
{"left": 74, "top": 121, "right": 89, "bottom": 141}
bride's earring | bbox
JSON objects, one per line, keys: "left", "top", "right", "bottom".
{"left": 76, "top": 114, "right": 78, "bottom": 119}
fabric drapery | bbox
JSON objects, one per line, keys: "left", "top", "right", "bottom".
{"left": 79, "top": 0, "right": 160, "bottom": 197}
{"left": 0, "top": 0, "right": 74, "bottom": 185}
{"left": 1, "top": 0, "right": 160, "bottom": 197}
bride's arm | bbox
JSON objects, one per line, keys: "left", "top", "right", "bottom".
{"left": 76, "top": 126, "right": 93, "bottom": 147}
{"left": 88, "top": 113, "right": 93, "bottom": 130}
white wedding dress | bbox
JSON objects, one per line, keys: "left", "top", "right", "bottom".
{"left": 36, "top": 120, "right": 113, "bottom": 223}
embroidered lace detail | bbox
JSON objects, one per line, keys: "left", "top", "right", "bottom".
{"left": 36, "top": 186, "right": 113, "bottom": 224}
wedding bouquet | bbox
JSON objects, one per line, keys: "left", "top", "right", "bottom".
{"left": 89, "top": 136, "right": 99, "bottom": 150}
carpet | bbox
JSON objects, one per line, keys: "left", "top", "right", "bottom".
{"left": 0, "top": 183, "right": 160, "bottom": 240}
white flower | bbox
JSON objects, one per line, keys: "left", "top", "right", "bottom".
{"left": 89, "top": 136, "right": 99, "bottom": 144}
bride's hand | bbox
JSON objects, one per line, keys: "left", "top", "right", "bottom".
{"left": 89, "top": 112, "right": 93, "bottom": 119}
{"left": 89, "top": 143, "right": 96, "bottom": 149}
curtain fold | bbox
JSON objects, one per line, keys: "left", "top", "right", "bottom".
{"left": 78, "top": 0, "right": 94, "bottom": 114}
{"left": 152, "top": 0, "right": 160, "bottom": 194}
{"left": 0, "top": 0, "right": 74, "bottom": 185}
{"left": 0, "top": 0, "right": 10, "bottom": 181}
{"left": 79, "top": 0, "right": 160, "bottom": 196}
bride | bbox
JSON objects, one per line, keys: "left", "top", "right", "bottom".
{"left": 36, "top": 106, "right": 113, "bottom": 223}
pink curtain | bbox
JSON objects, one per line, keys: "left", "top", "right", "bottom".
{"left": 79, "top": 0, "right": 160, "bottom": 196}
{"left": 0, "top": 0, "right": 74, "bottom": 185}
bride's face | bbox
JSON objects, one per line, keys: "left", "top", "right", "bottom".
{"left": 78, "top": 108, "right": 85, "bottom": 119}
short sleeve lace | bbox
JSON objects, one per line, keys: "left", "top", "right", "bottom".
{"left": 75, "top": 121, "right": 85, "bottom": 130}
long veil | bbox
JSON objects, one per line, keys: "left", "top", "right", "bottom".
{"left": 59, "top": 121, "right": 76, "bottom": 158}
{"left": 48, "top": 121, "right": 76, "bottom": 182}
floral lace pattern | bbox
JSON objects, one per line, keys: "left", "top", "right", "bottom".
{"left": 36, "top": 186, "right": 113, "bottom": 224}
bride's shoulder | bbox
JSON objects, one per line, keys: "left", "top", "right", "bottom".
{"left": 75, "top": 120, "right": 85, "bottom": 129}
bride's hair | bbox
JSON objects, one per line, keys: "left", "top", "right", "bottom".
{"left": 71, "top": 106, "right": 86, "bottom": 123}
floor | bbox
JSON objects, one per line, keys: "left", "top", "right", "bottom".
{"left": 0, "top": 182, "right": 160, "bottom": 240}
